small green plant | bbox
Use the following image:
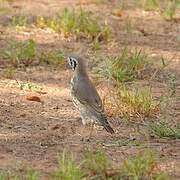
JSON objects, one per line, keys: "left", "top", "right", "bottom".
{"left": 117, "top": 0, "right": 126, "bottom": 11}
{"left": 168, "top": 74, "right": 177, "bottom": 96}
{"left": 148, "top": 121, "right": 180, "bottom": 139}
{"left": 91, "top": 38, "right": 101, "bottom": 50}
{"left": 0, "top": 1, "right": 10, "bottom": 16}
{"left": 36, "top": 16, "right": 56, "bottom": 30}
{"left": 36, "top": 16, "right": 47, "bottom": 29}
{"left": 12, "top": 15, "right": 27, "bottom": 27}
{"left": 54, "top": 149, "right": 168, "bottom": 180}
{"left": 45, "top": 8, "right": 76, "bottom": 35}
{"left": 58, "top": 8, "right": 76, "bottom": 35}
{"left": 26, "top": 169, "right": 39, "bottom": 180}
{"left": 18, "top": 82, "right": 43, "bottom": 92}
{"left": 39, "top": 49, "right": 65, "bottom": 66}
{"left": 93, "top": 0, "right": 108, "bottom": 4}
{"left": 105, "top": 85, "right": 159, "bottom": 118}
{"left": 119, "top": 86, "right": 159, "bottom": 117}
{"left": 137, "top": 0, "right": 180, "bottom": 20}
{"left": 91, "top": 26, "right": 111, "bottom": 50}
{"left": 3, "top": 39, "right": 36, "bottom": 67}
{"left": 0, "top": 149, "right": 170, "bottom": 179}
{"left": 3, "top": 66, "right": 15, "bottom": 78}
{"left": 124, "top": 17, "right": 135, "bottom": 34}
{"left": 46, "top": 18, "right": 58, "bottom": 31}
{"left": 76, "top": 9, "right": 100, "bottom": 40}
{"left": 0, "top": 172, "right": 19, "bottom": 180}
{"left": 97, "top": 48, "right": 148, "bottom": 82}
{"left": 0, "top": 173, "right": 7, "bottom": 180}
{"left": 1, "top": 39, "right": 67, "bottom": 68}
{"left": 83, "top": 150, "right": 110, "bottom": 179}
{"left": 53, "top": 150, "right": 83, "bottom": 180}
{"left": 122, "top": 149, "right": 169, "bottom": 179}
{"left": 161, "top": 0, "right": 179, "bottom": 21}
{"left": 0, "top": 169, "right": 39, "bottom": 180}
{"left": 136, "top": 0, "right": 159, "bottom": 11}
{"left": 35, "top": 8, "right": 110, "bottom": 41}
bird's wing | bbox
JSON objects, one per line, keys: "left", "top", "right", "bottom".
{"left": 72, "top": 76, "right": 104, "bottom": 113}
{"left": 72, "top": 76, "right": 114, "bottom": 134}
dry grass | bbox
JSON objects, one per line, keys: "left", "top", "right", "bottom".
{"left": 104, "top": 85, "right": 160, "bottom": 119}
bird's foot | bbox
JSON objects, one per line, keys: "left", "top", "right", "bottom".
{"left": 81, "top": 137, "right": 91, "bottom": 142}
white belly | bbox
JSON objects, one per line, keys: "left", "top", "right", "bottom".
{"left": 71, "top": 95, "right": 97, "bottom": 125}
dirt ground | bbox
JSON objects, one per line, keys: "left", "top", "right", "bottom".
{"left": 0, "top": 0, "right": 180, "bottom": 179}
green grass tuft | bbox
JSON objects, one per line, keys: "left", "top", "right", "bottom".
{"left": 58, "top": 8, "right": 76, "bottom": 35}
{"left": 0, "top": 149, "right": 170, "bottom": 179}
{"left": 3, "top": 39, "right": 36, "bottom": 67}
{"left": 1, "top": 39, "right": 66, "bottom": 67}
{"left": 0, "top": 169, "right": 39, "bottom": 180}
{"left": 168, "top": 73, "right": 177, "bottom": 96}
{"left": 124, "top": 17, "right": 135, "bottom": 34}
{"left": 2, "top": 66, "right": 15, "bottom": 79}
{"left": 12, "top": 15, "right": 27, "bottom": 27}
{"left": 83, "top": 150, "right": 110, "bottom": 179}
{"left": 96, "top": 48, "right": 149, "bottom": 82}
{"left": 161, "top": 0, "right": 180, "bottom": 21}
{"left": 36, "top": 8, "right": 110, "bottom": 41}
{"left": 119, "top": 86, "right": 159, "bottom": 117}
{"left": 136, "top": 0, "right": 159, "bottom": 11}
{"left": 76, "top": 9, "right": 101, "bottom": 40}
{"left": 0, "top": 173, "right": 7, "bottom": 180}
{"left": 104, "top": 85, "right": 159, "bottom": 118}
{"left": 26, "top": 169, "right": 39, "bottom": 180}
{"left": 136, "top": 0, "right": 180, "bottom": 21}
{"left": 17, "top": 81, "right": 43, "bottom": 92}
{"left": 148, "top": 121, "right": 180, "bottom": 139}
{"left": 39, "top": 49, "right": 65, "bottom": 66}
{"left": 53, "top": 150, "right": 83, "bottom": 180}
{"left": 122, "top": 149, "right": 169, "bottom": 180}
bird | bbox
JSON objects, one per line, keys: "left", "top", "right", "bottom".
{"left": 67, "top": 55, "right": 114, "bottom": 139}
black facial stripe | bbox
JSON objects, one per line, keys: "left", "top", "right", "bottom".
{"left": 69, "top": 57, "right": 77, "bottom": 70}
{"left": 73, "top": 60, "right": 77, "bottom": 70}
{"left": 70, "top": 59, "right": 73, "bottom": 66}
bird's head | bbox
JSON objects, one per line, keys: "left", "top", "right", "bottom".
{"left": 67, "top": 55, "right": 86, "bottom": 72}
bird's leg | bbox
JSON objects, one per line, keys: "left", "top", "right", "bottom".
{"left": 80, "top": 117, "right": 88, "bottom": 141}
{"left": 80, "top": 125, "right": 87, "bottom": 142}
{"left": 87, "top": 122, "right": 94, "bottom": 141}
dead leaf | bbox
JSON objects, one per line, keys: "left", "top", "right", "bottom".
{"left": 26, "top": 95, "right": 41, "bottom": 102}
{"left": 50, "top": 124, "right": 61, "bottom": 130}
{"left": 112, "top": 9, "right": 123, "bottom": 17}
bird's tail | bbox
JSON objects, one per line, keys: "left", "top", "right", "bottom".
{"left": 101, "top": 114, "right": 115, "bottom": 134}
